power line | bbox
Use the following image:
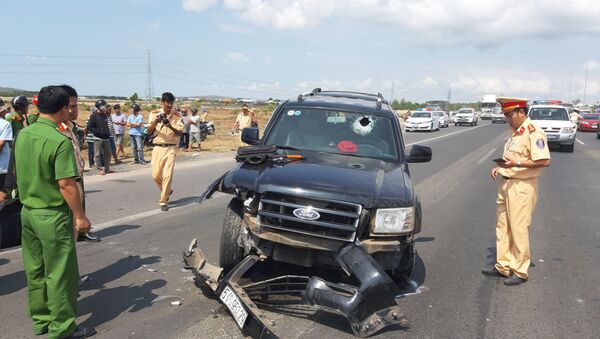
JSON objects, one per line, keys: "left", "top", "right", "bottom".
{"left": 0, "top": 63, "right": 144, "bottom": 67}
{"left": 154, "top": 57, "right": 301, "bottom": 91}
{"left": 0, "top": 71, "right": 145, "bottom": 75}
{"left": 0, "top": 53, "right": 144, "bottom": 59}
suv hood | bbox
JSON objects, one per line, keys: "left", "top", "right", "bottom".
{"left": 407, "top": 117, "right": 432, "bottom": 123}
{"left": 530, "top": 119, "right": 572, "bottom": 128}
{"left": 222, "top": 151, "right": 414, "bottom": 209}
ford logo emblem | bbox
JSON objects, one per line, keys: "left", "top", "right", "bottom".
{"left": 293, "top": 207, "right": 320, "bottom": 221}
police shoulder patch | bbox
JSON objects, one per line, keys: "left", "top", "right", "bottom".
{"left": 536, "top": 138, "right": 545, "bottom": 149}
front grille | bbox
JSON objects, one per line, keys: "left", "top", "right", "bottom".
{"left": 258, "top": 192, "right": 362, "bottom": 242}
{"left": 541, "top": 127, "right": 561, "bottom": 133}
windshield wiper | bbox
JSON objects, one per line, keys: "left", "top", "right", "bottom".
{"left": 273, "top": 145, "right": 302, "bottom": 151}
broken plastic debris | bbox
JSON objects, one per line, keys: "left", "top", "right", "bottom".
{"left": 538, "top": 259, "right": 544, "bottom": 263}
{"left": 79, "top": 275, "right": 89, "bottom": 285}
{"left": 170, "top": 301, "right": 183, "bottom": 306}
{"left": 147, "top": 268, "right": 158, "bottom": 272}
{"left": 151, "top": 295, "right": 184, "bottom": 304}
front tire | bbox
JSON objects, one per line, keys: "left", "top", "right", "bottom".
{"left": 219, "top": 198, "right": 245, "bottom": 273}
{"left": 563, "top": 143, "right": 575, "bottom": 153}
{"left": 390, "top": 242, "right": 415, "bottom": 285}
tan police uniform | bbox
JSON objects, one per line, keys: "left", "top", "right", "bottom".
{"left": 235, "top": 112, "right": 253, "bottom": 146}
{"left": 495, "top": 118, "right": 550, "bottom": 279}
{"left": 149, "top": 111, "right": 184, "bottom": 206}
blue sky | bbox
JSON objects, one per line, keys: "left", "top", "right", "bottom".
{"left": 2, "top": 0, "right": 600, "bottom": 103}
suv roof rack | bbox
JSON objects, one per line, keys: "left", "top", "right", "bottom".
{"left": 297, "top": 88, "right": 388, "bottom": 108}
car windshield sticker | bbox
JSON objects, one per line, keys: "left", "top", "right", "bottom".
{"left": 327, "top": 116, "right": 346, "bottom": 123}
{"left": 352, "top": 116, "right": 375, "bottom": 136}
{"left": 536, "top": 139, "right": 545, "bottom": 149}
{"left": 295, "top": 111, "right": 301, "bottom": 116}
{"left": 287, "top": 110, "right": 295, "bottom": 116}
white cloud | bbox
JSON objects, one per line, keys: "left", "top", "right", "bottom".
{"left": 264, "top": 56, "right": 273, "bottom": 64}
{"left": 306, "top": 51, "right": 316, "bottom": 57}
{"left": 415, "top": 76, "right": 438, "bottom": 89}
{"left": 182, "top": 0, "right": 218, "bottom": 12}
{"left": 183, "top": 0, "right": 600, "bottom": 47}
{"left": 450, "top": 70, "right": 557, "bottom": 98}
{"left": 146, "top": 21, "right": 162, "bottom": 30}
{"left": 225, "top": 52, "right": 250, "bottom": 62}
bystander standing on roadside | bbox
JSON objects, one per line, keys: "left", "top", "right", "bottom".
{"left": 0, "top": 102, "right": 12, "bottom": 202}
{"left": 200, "top": 106, "right": 208, "bottom": 122}
{"left": 87, "top": 100, "right": 113, "bottom": 175}
{"left": 105, "top": 105, "right": 121, "bottom": 164}
{"left": 15, "top": 85, "right": 96, "bottom": 339}
{"left": 188, "top": 107, "right": 202, "bottom": 152}
{"left": 127, "top": 103, "right": 146, "bottom": 165}
{"left": 59, "top": 85, "right": 100, "bottom": 243}
{"left": 84, "top": 108, "right": 96, "bottom": 169}
{"left": 147, "top": 92, "right": 183, "bottom": 211}
{"left": 111, "top": 104, "right": 127, "bottom": 160}
{"left": 482, "top": 97, "right": 551, "bottom": 286}
{"left": 179, "top": 107, "right": 190, "bottom": 150}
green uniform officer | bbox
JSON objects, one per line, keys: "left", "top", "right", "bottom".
{"left": 15, "top": 86, "right": 96, "bottom": 339}
{"left": 6, "top": 95, "right": 30, "bottom": 144}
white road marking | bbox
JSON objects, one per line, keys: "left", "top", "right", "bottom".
{"left": 576, "top": 138, "right": 585, "bottom": 145}
{"left": 0, "top": 194, "right": 229, "bottom": 256}
{"left": 406, "top": 123, "right": 491, "bottom": 147}
{"left": 476, "top": 148, "right": 498, "bottom": 165}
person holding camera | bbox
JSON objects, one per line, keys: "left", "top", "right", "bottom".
{"left": 147, "top": 92, "right": 183, "bottom": 211}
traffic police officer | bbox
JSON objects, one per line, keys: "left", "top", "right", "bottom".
{"left": 482, "top": 97, "right": 551, "bottom": 286}
{"left": 147, "top": 92, "right": 183, "bottom": 211}
{"left": 6, "top": 95, "right": 30, "bottom": 142}
{"left": 15, "top": 86, "right": 96, "bottom": 338}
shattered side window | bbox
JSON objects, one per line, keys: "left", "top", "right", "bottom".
{"left": 265, "top": 107, "right": 398, "bottom": 161}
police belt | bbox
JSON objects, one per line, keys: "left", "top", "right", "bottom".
{"left": 154, "top": 143, "right": 177, "bottom": 147}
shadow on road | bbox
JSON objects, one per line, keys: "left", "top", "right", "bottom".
{"left": 170, "top": 196, "right": 200, "bottom": 207}
{"left": 78, "top": 279, "right": 167, "bottom": 329}
{"left": 0, "top": 258, "right": 9, "bottom": 266}
{"left": 80, "top": 255, "right": 161, "bottom": 292}
{"left": 0, "top": 270, "right": 26, "bottom": 296}
{"left": 94, "top": 224, "right": 141, "bottom": 238}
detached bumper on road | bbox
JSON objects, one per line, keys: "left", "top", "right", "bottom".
{"left": 183, "top": 239, "right": 408, "bottom": 338}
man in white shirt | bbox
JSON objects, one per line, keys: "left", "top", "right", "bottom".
{"left": 188, "top": 108, "right": 202, "bottom": 152}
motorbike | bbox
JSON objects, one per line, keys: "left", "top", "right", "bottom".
{"left": 198, "top": 121, "right": 215, "bottom": 141}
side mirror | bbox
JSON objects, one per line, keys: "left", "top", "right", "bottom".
{"left": 406, "top": 144, "right": 432, "bottom": 163}
{"left": 241, "top": 127, "right": 260, "bottom": 145}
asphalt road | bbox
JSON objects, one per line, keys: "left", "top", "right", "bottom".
{"left": 1, "top": 121, "right": 599, "bottom": 338}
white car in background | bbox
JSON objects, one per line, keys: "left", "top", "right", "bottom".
{"left": 405, "top": 111, "right": 440, "bottom": 132}
{"left": 454, "top": 108, "right": 478, "bottom": 126}
{"left": 433, "top": 111, "right": 449, "bottom": 127}
{"left": 528, "top": 105, "right": 577, "bottom": 152}
{"left": 491, "top": 106, "right": 506, "bottom": 123}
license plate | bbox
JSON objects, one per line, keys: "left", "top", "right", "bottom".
{"left": 592, "top": 124, "right": 598, "bottom": 128}
{"left": 547, "top": 134, "right": 558, "bottom": 140}
{"left": 220, "top": 286, "right": 248, "bottom": 329}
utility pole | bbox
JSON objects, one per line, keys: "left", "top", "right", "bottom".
{"left": 390, "top": 82, "right": 395, "bottom": 103}
{"left": 568, "top": 66, "right": 572, "bottom": 103}
{"left": 447, "top": 88, "right": 451, "bottom": 114}
{"left": 146, "top": 49, "right": 154, "bottom": 101}
{"left": 583, "top": 62, "right": 589, "bottom": 105}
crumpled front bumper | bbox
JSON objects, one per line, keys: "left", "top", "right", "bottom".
{"left": 183, "top": 239, "right": 409, "bottom": 338}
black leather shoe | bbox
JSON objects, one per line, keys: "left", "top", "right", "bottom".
{"left": 160, "top": 204, "right": 169, "bottom": 212}
{"left": 481, "top": 267, "right": 505, "bottom": 277}
{"left": 77, "top": 232, "right": 101, "bottom": 242}
{"left": 65, "top": 326, "right": 96, "bottom": 338}
{"left": 503, "top": 274, "right": 528, "bottom": 286}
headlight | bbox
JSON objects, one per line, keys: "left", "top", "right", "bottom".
{"left": 372, "top": 207, "right": 415, "bottom": 234}
{"left": 561, "top": 127, "right": 576, "bottom": 133}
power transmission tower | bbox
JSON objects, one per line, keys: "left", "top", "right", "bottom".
{"left": 146, "top": 49, "right": 154, "bottom": 101}
{"left": 447, "top": 88, "right": 451, "bottom": 113}
{"left": 583, "top": 62, "right": 589, "bottom": 104}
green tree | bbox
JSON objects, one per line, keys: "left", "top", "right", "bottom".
{"left": 129, "top": 92, "right": 139, "bottom": 103}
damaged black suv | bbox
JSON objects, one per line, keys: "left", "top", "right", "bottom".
{"left": 184, "top": 89, "right": 432, "bottom": 337}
